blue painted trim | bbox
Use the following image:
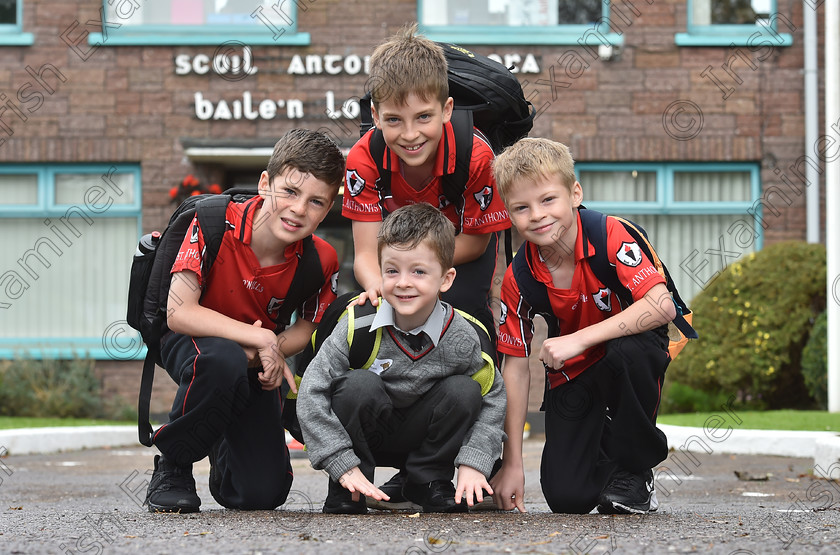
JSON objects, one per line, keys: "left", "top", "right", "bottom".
{"left": 0, "top": 346, "right": 146, "bottom": 361}
{"left": 675, "top": 32, "right": 792, "bottom": 47}
{"left": 421, "top": 29, "right": 624, "bottom": 46}
{"left": 87, "top": 31, "right": 310, "bottom": 46}
{"left": 0, "top": 32, "right": 34, "bottom": 45}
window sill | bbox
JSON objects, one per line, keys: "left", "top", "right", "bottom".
{"left": 0, "top": 32, "right": 34, "bottom": 46}
{"left": 420, "top": 27, "right": 624, "bottom": 47}
{"left": 675, "top": 32, "right": 792, "bottom": 47}
{"left": 87, "top": 31, "right": 310, "bottom": 46}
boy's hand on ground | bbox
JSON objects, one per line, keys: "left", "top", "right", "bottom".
{"left": 539, "top": 335, "right": 586, "bottom": 371}
{"left": 455, "top": 465, "right": 492, "bottom": 507}
{"left": 490, "top": 463, "right": 526, "bottom": 512}
{"left": 353, "top": 287, "right": 380, "bottom": 307}
{"left": 339, "top": 467, "right": 389, "bottom": 502}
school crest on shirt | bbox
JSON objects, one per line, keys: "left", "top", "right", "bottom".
{"left": 616, "top": 241, "right": 642, "bottom": 268}
{"left": 593, "top": 287, "right": 612, "bottom": 312}
{"left": 346, "top": 169, "right": 365, "bottom": 197}
{"left": 498, "top": 301, "right": 508, "bottom": 326}
{"left": 190, "top": 223, "right": 199, "bottom": 243}
{"left": 330, "top": 272, "right": 339, "bottom": 294}
{"left": 367, "top": 358, "right": 393, "bottom": 375}
{"left": 438, "top": 194, "right": 451, "bottom": 210}
{"left": 473, "top": 186, "right": 493, "bottom": 211}
{"left": 266, "top": 296, "right": 283, "bottom": 319}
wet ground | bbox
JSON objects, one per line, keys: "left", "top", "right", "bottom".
{"left": 1, "top": 437, "right": 839, "bottom": 554}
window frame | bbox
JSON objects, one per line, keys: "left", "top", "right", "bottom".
{"left": 417, "top": 0, "right": 624, "bottom": 46}
{"left": 87, "top": 0, "right": 311, "bottom": 46}
{"left": 0, "top": 164, "right": 143, "bottom": 360}
{"left": 576, "top": 161, "right": 762, "bottom": 235}
{"left": 675, "top": 0, "right": 793, "bottom": 47}
{"left": 0, "top": 0, "right": 34, "bottom": 45}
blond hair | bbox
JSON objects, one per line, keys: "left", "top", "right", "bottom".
{"left": 377, "top": 203, "right": 455, "bottom": 270}
{"left": 367, "top": 23, "right": 449, "bottom": 108}
{"left": 492, "top": 138, "right": 577, "bottom": 202}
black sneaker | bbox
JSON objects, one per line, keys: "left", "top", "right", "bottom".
{"left": 597, "top": 468, "right": 658, "bottom": 514}
{"left": 322, "top": 478, "right": 367, "bottom": 515}
{"left": 403, "top": 480, "right": 468, "bottom": 513}
{"left": 145, "top": 454, "right": 200, "bottom": 513}
{"left": 366, "top": 470, "right": 421, "bottom": 511}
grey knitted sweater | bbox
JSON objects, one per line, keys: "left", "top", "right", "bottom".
{"left": 297, "top": 303, "right": 506, "bottom": 482}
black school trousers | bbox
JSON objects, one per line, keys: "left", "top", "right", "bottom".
{"left": 153, "top": 333, "right": 293, "bottom": 510}
{"left": 329, "top": 370, "right": 483, "bottom": 484}
{"left": 540, "top": 327, "right": 670, "bottom": 514}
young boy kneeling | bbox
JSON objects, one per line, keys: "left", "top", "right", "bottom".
{"left": 489, "top": 138, "right": 677, "bottom": 515}
{"left": 297, "top": 203, "right": 506, "bottom": 514}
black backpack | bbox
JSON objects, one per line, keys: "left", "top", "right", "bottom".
{"left": 359, "top": 42, "right": 535, "bottom": 258}
{"left": 511, "top": 207, "right": 698, "bottom": 355}
{"left": 127, "top": 188, "right": 323, "bottom": 447}
{"left": 281, "top": 290, "right": 498, "bottom": 444}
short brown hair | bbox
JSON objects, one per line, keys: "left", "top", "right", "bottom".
{"left": 377, "top": 203, "right": 455, "bottom": 270}
{"left": 266, "top": 129, "right": 345, "bottom": 191}
{"left": 492, "top": 138, "right": 577, "bottom": 203}
{"left": 367, "top": 23, "right": 449, "bottom": 108}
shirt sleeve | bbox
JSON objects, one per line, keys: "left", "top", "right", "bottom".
{"left": 606, "top": 217, "right": 666, "bottom": 301}
{"left": 342, "top": 134, "right": 385, "bottom": 222}
{"left": 460, "top": 137, "right": 511, "bottom": 235}
{"left": 495, "top": 264, "right": 533, "bottom": 358}
{"left": 169, "top": 215, "right": 206, "bottom": 285}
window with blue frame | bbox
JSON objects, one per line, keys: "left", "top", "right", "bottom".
{"left": 88, "top": 0, "right": 311, "bottom": 46}
{"left": 418, "top": 0, "right": 626, "bottom": 46}
{"left": 675, "top": 0, "right": 794, "bottom": 46}
{"left": 0, "top": 165, "right": 143, "bottom": 359}
{"left": 0, "top": 0, "right": 34, "bottom": 45}
{"left": 575, "top": 163, "right": 763, "bottom": 301}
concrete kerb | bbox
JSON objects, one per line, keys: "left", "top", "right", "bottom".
{"left": 1, "top": 425, "right": 839, "bottom": 473}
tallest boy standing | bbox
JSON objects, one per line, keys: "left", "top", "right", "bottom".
{"left": 341, "top": 25, "right": 510, "bottom": 508}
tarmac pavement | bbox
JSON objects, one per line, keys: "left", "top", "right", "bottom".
{"left": 1, "top": 426, "right": 840, "bottom": 554}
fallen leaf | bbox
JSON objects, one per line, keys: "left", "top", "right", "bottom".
{"left": 9, "top": 506, "right": 23, "bottom": 510}
{"left": 734, "top": 471, "right": 770, "bottom": 481}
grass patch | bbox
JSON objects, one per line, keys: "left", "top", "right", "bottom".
{"left": 658, "top": 410, "right": 840, "bottom": 432}
{"left": 0, "top": 416, "right": 133, "bottom": 430}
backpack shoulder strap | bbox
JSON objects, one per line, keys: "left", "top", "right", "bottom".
{"left": 346, "top": 300, "right": 381, "bottom": 370}
{"left": 368, "top": 129, "right": 394, "bottom": 218}
{"left": 271, "top": 235, "right": 324, "bottom": 330}
{"left": 579, "top": 208, "right": 698, "bottom": 339}
{"left": 195, "top": 194, "right": 233, "bottom": 278}
{"left": 441, "top": 110, "right": 474, "bottom": 216}
{"left": 511, "top": 243, "right": 560, "bottom": 337}
{"left": 453, "top": 308, "right": 497, "bottom": 396}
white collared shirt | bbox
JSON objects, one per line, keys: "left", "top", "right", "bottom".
{"left": 370, "top": 298, "right": 448, "bottom": 346}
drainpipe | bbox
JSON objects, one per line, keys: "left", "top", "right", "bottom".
{"left": 826, "top": 0, "right": 839, "bottom": 412}
{"left": 804, "top": 1, "right": 819, "bottom": 243}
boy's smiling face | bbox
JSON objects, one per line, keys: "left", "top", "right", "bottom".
{"left": 256, "top": 167, "right": 335, "bottom": 246}
{"left": 380, "top": 240, "right": 456, "bottom": 331}
{"left": 505, "top": 173, "right": 583, "bottom": 250}
{"left": 371, "top": 92, "right": 454, "bottom": 175}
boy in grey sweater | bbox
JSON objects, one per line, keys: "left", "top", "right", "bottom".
{"left": 297, "top": 202, "right": 506, "bottom": 514}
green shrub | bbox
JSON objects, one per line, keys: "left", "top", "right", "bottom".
{"left": 669, "top": 241, "right": 825, "bottom": 409}
{"left": 801, "top": 310, "right": 828, "bottom": 409}
{"left": 0, "top": 358, "right": 104, "bottom": 418}
{"left": 660, "top": 381, "right": 732, "bottom": 414}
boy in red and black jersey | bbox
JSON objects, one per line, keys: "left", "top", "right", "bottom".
{"left": 145, "top": 129, "right": 344, "bottom": 513}
{"left": 490, "top": 138, "right": 677, "bottom": 515}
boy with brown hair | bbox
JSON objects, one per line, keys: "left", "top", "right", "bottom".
{"left": 297, "top": 202, "right": 506, "bottom": 514}
{"left": 489, "top": 138, "right": 677, "bottom": 515}
{"left": 145, "top": 129, "right": 345, "bottom": 513}
{"left": 342, "top": 24, "right": 510, "bottom": 505}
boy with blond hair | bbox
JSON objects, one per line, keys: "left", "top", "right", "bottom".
{"left": 342, "top": 24, "right": 510, "bottom": 505}
{"left": 489, "top": 138, "right": 677, "bottom": 515}
{"left": 297, "top": 203, "right": 506, "bottom": 514}
{"left": 145, "top": 129, "right": 344, "bottom": 513}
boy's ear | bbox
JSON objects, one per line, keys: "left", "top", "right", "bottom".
{"left": 439, "top": 266, "right": 457, "bottom": 294}
{"left": 441, "top": 97, "right": 454, "bottom": 124}
{"left": 571, "top": 180, "right": 583, "bottom": 208}
{"left": 257, "top": 170, "right": 272, "bottom": 198}
{"left": 370, "top": 104, "right": 381, "bottom": 129}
